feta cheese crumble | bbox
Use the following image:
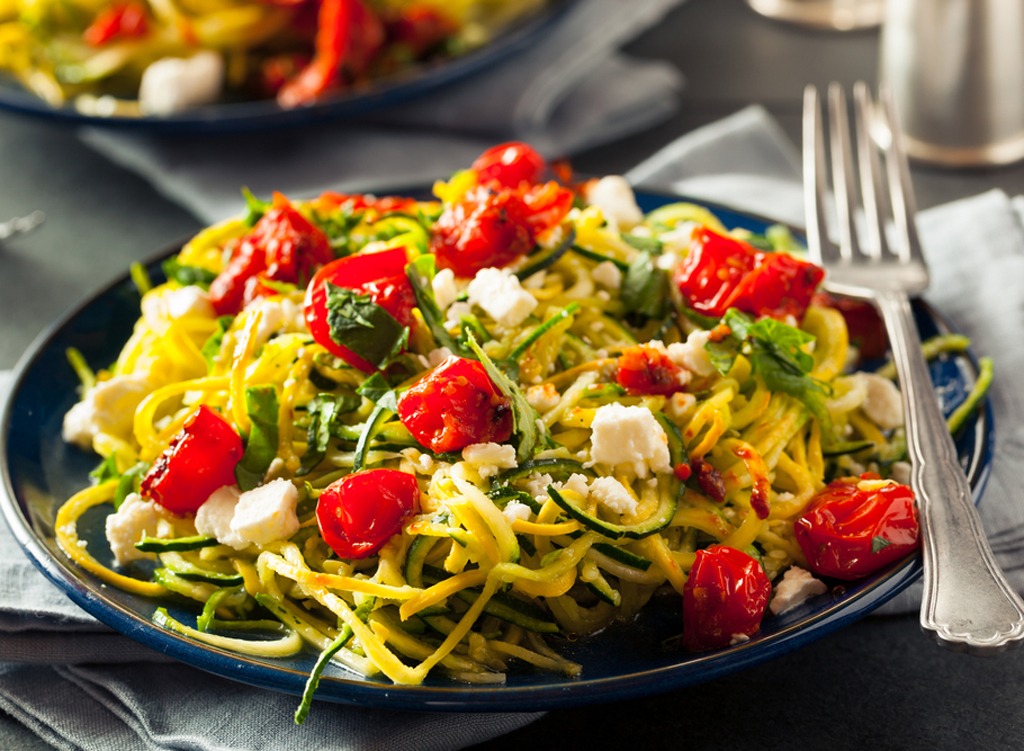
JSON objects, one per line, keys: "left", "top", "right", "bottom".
{"left": 584, "top": 176, "right": 642, "bottom": 230}
{"left": 466, "top": 267, "right": 538, "bottom": 328}
{"left": 62, "top": 373, "right": 152, "bottom": 449}
{"left": 139, "top": 51, "right": 224, "bottom": 116}
{"left": 105, "top": 493, "right": 165, "bottom": 566}
{"left": 588, "top": 476, "right": 639, "bottom": 516}
{"left": 588, "top": 403, "right": 671, "bottom": 478}
{"left": 769, "top": 566, "right": 829, "bottom": 615}
{"left": 461, "top": 442, "right": 518, "bottom": 479}
{"left": 229, "top": 478, "right": 300, "bottom": 547}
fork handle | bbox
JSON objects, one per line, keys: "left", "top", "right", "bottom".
{"left": 876, "top": 289, "right": 1024, "bottom": 653}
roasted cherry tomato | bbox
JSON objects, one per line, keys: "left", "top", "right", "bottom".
{"left": 209, "top": 194, "right": 333, "bottom": 316}
{"left": 794, "top": 474, "right": 919, "bottom": 580}
{"left": 385, "top": 5, "right": 456, "bottom": 57}
{"left": 430, "top": 186, "right": 534, "bottom": 277}
{"left": 303, "top": 246, "right": 416, "bottom": 372}
{"left": 83, "top": 2, "right": 149, "bottom": 46}
{"left": 317, "top": 191, "right": 423, "bottom": 219}
{"left": 316, "top": 469, "right": 420, "bottom": 559}
{"left": 471, "top": 142, "right": 547, "bottom": 189}
{"left": 278, "top": 0, "right": 384, "bottom": 107}
{"left": 812, "top": 291, "right": 888, "bottom": 361}
{"left": 396, "top": 356, "right": 513, "bottom": 453}
{"left": 682, "top": 544, "right": 771, "bottom": 651}
{"left": 140, "top": 405, "right": 244, "bottom": 516}
{"left": 674, "top": 227, "right": 825, "bottom": 321}
{"left": 615, "top": 345, "right": 688, "bottom": 396}
{"left": 519, "top": 180, "right": 575, "bottom": 236}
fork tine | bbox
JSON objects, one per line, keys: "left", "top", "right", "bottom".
{"left": 802, "top": 85, "right": 838, "bottom": 267}
{"left": 878, "top": 85, "right": 928, "bottom": 267}
{"left": 852, "top": 81, "right": 889, "bottom": 259}
{"left": 826, "top": 82, "right": 863, "bottom": 262}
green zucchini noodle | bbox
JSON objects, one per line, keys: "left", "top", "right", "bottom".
{"left": 54, "top": 163, "right": 980, "bottom": 700}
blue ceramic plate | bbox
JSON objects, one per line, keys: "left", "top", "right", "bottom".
{"left": 0, "top": 192, "right": 994, "bottom": 711}
{"left": 0, "top": 0, "right": 573, "bottom": 133}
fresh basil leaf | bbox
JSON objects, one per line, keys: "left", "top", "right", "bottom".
{"left": 406, "top": 254, "right": 463, "bottom": 354}
{"left": 872, "top": 535, "right": 892, "bottom": 554}
{"left": 162, "top": 258, "right": 218, "bottom": 288}
{"left": 357, "top": 372, "right": 398, "bottom": 412}
{"left": 90, "top": 454, "right": 119, "bottom": 483}
{"left": 235, "top": 386, "right": 280, "bottom": 491}
{"left": 241, "top": 187, "right": 270, "bottom": 227}
{"left": 622, "top": 233, "right": 663, "bottom": 254}
{"left": 621, "top": 252, "right": 669, "bottom": 319}
{"left": 201, "top": 316, "right": 235, "bottom": 370}
{"left": 297, "top": 391, "right": 361, "bottom": 475}
{"left": 465, "top": 333, "right": 548, "bottom": 462}
{"left": 325, "top": 284, "right": 408, "bottom": 371}
{"left": 114, "top": 462, "right": 149, "bottom": 510}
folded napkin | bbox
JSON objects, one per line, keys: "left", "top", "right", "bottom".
{"left": 6, "top": 105, "right": 1024, "bottom": 750}
{"left": 80, "top": 0, "right": 687, "bottom": 225}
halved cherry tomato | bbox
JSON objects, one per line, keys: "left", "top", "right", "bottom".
{"left": 140, "top": 405, "right": 244, "bottom": 516}
{"left": 396, "top": 355, "right": 513, "bottom": 453}
{"left": 316, "top": 468, "right": 420, "bottom": 559}
{"left": 430, "top": 186, "right": 534, "bottom": 277}
{"left": 615, "top": 345, "right": 688, "bottom": 396}
{"left": 519, "top": 180, "right": 575, "bottom": 236}
{"left": 209, "top": 194, "right": 333, "bottom": 315}
{"left": 471, "top": 142, "right": 547, "bottom": 189}
{"left": 794, "top": 473, "right": 919, "bottom": 580}
{"left": 83, "top": 2, "right": 149, "bottom": 46}
{"left": 278, "top": 0, "right": 385, "bottom": 107}
{"left": 303, "top": 246, "right": 416, "bottom": 372}
{"left": 674, "top": 228, "right": 825, "bottom": 321}
{"left": 683, "top": 544, "right": 771, "bottom": 651}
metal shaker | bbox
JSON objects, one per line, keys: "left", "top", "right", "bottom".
{"left": 880, "top": 0, "right": 1024, "bottom": 167}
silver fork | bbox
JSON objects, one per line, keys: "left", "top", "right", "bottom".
{"left": 804, "top": 81, "right": 1024, "bottom": 654}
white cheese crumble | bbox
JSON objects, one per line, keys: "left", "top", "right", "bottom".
{"left": 769, "top": 566, "right": 829, "bottom": 615}
{"left": 194, "top": 485, "right": 246, "bottom": 550}
{"left": 105, "top": 492, "right": 164, "bottom": 566}
{"left": 859, "top": 372, "right": 904, "bottom": 429}
{"left": 246, "top": 297, "right": 305, "bottom": 348}
{"left": 139, "top": 51, "right": 224, "bottom": 116}
{"left": 588, "top": 476, "right": 638, "bottom": 516}
{"left": 502, "top": 500, "right": 533, "bottom": 524}
{"left": 431, "top": 267, "right": 459, "bottom": 310}
{"left": 62, "top": 373, "right": 152, "bottom": 449}
{"left": 229, "top": 478, "right": 300, "bottom": 547}
{"left": 588, "top": 403, "right": 671, "bottom": 478}
{"left": 584, "top": 176, "right": 643, "bottom": 230}
{"left": 466, "top": 267, "right": 538, "bottom": 328}
{"left": 666, "top": 329, "right": 717, "bottom": 377}
{"left": 525, "top": 383, "right": 560, "bottom": 412}
{"left": 591, "top": 261, "right": 623, "bottom": 290}
{"left": 461, "top": 442, "right": 518, "bottom": 479}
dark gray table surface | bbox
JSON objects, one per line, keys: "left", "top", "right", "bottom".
{"left": 4, "top": 0, "right": 1024, "bottom": 748}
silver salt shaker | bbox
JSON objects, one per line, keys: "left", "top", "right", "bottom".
{"left": 880, "top": 0, "right": 1024, "bottom": 167}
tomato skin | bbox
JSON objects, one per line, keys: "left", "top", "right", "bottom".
{"left": 209, "top": 196, "right": 333, "bottom": 316}
{"left": 615, "top": 345, "right": 688, "bottom": 396}
{"left": 84, "top": 2, "right": 148, "bottom": 46}
{"left": 316, "top": 469, "right": 420, "bottom": 559}
{"left": 303, "top": 247, "right": 415, "bottom": 372}
{"left": 471, "top": 142, "right": 547, "bottom": 189}
{"left": 430, "top": 186, "right": 534, "bottom": 277}
{"left": 683, "top": 545, "right": 771, "bottom": 651}
{"left": 794, "top": 474, "right": 919, "bottom": 580}
{"left": 140, "top": 405, "right": 244, "bottom": 516}
{"left": 674, "top": 228, "right": 824, "bottom": 321}
{"left": 316, "top": 191, "right": 423, "bottom": 219}
{"left": 397, "top": 356, "right": 513, "bottom": 453}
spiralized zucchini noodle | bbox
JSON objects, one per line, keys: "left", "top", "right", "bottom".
{"left": 54, "top": 144, "right": 989, "bottom": 715}
{"left": 0, "top": 0, "right": 545, "bottom": 115}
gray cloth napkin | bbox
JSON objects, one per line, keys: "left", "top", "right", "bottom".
{"left": 5, "top": 105, "right": 1024, "bottom": 750}
{"left": 80, "top": 0, "right": 687, "bottom": 224}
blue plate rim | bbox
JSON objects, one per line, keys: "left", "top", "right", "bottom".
{"left": 0, "top": 190, "right": 995, "bottom": 711}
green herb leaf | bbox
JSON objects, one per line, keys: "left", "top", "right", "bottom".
{"left": 465, "top": 333, "right": 547, "bottom": 462}
{"left": 114, "top": 462, "right": 149, "bottom": 510}
{"left": 297, "top": 391, "right": 361, "bottom": 476}
{"left": 241, "top": 187, "right": 270, "bottom": 227}
{"left": 90, "top": 454, "right": 119, "bottom": 484}
{"left": 356, "top": 372, "right": 398, "bottom": 412}
{"left": 872, "top": 535, "right": 892, "bottom": 554}
{"left": 162, "top": 258, "right": 218, "bottom": 288}
{"left": 406, "top": 254, "right": 463, "bottom": 354}
{"left": 201, "top": 316, "right": 235, "bottom": 370}
{"left": 325, "top": 284, "right": 408, "bottom": 371}
{"left": 235, "top": 386, "right": 280, "bottom": 491}
{"left": 621, "top": 252, "right": 669, "bottom": 319}
{"left": 622, "top": 233, "right": 663, "bottom": 254}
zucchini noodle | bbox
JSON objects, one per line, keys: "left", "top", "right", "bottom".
{"left": 52, "top": 160, "right": 990, "bottom": 711}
